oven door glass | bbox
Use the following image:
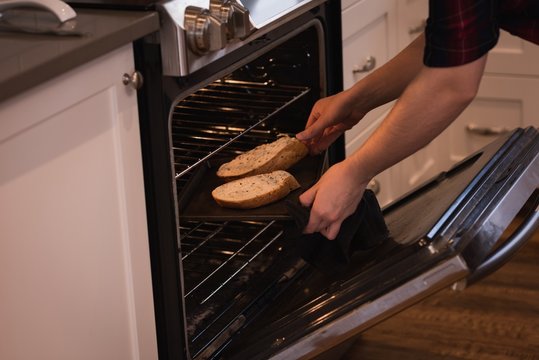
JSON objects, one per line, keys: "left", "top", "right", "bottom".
{"left": 217, "top": 127, "right": 539, "bottom": 360}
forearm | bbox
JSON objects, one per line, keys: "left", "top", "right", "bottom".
{"left": 347, "top": 55, "right": 488, "bottom": 183}
{"left": 343, "top": 33, "right": 426, "bottom": 112}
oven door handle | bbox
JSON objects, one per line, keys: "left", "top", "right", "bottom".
{"left": 466, "top": 202, "right": 539, "bottom": 286}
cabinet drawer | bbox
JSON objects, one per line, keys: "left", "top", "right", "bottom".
{"left": 342, "top": 0, "right": 397, "bottom": 151}
{"left": 396, "top": 0, "right": 428, "bottom": 51}
{"left": 444, "top": 74, "right": 539, "bottom": 163}
{"left": 342, "top": 0, "right": 397, "bottom": 90}
{"left": 485, "top": 30, "right": 539, "bottom": 77}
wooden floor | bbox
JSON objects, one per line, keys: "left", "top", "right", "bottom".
{"left": 342, "top": 225, "right": 539, "bottom": 360}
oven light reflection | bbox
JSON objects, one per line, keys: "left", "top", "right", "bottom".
{"left": 218, "top": 250, "right": 235, "bottom": 256}
{"left": 314, "top": 312, "right": 332, "bottom": 323}
{"left": 305, "top": 294, "right": 336, "bottom": 315}
{"left": 273, "top": 337, "right": 286, "bottom": 346}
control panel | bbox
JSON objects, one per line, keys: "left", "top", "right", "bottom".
{"left": 184, "top": 0, "right": 251, "bottom": 54}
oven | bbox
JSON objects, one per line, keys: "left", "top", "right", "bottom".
{"left": 131, "top": 1, "right": 349, "bottom": 358}
{"left": 66, "top": 1, "right": 539, "bottom": 359}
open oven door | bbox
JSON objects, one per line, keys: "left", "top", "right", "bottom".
{"left": 217, "top": 126, "right": 539, "bottom": 360}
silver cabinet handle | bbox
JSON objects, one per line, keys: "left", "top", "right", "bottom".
{"left": 352, "top": 56, "right": 376, "bottom": 74}
{"left": 122, "top": 71, "right": 144, "bottom": 90}
{"left": 408, "top": 19, "right": 426, "bottom": 35}
{"left": 367, "top": 179, "right": 380, "bottom": 195}
{"left": 466, "top": 123, "right": 512, "bottom": 136}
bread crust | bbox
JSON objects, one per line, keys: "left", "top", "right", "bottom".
{"left": 212, "top": 170, "right": 300, "bottom": 209}
{"left": 216, "top": 136, "right": 308, "bottom": 180}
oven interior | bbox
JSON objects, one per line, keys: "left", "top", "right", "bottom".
{"left": 171, "top": 24, "right": 326, "bottom": 358}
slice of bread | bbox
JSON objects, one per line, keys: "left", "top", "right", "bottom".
{"left": 212, "top": 170, "right": 300, "bottom": 209}
{"left": 216, "top": 135, "right": 308, "bottom": 180}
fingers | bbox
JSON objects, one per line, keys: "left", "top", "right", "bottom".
{"left": 302, "top": 205, "right": 343, "bottom": 240}
{"left": 310, "top": 128, "right": 343, "bottom": 154}
{"left": 300, "top": 185, "right": 342, "bottom": 240}
{"left": 296, "top": 108, "right": 319, "bottom": 140}
{"left": 297, "top": 107, "right": 344, "bottom": 155}
{"left": 299, "top": 186, "right": 325, "bottom": 235}
{"left": 299, "top": 184, "right": 317, "bottom": 208}
{"left": 305, "top": 108, "right": 321, "bottom": 128}
{"left": 321, "top": 221, "right": 343, "bottom": 241}
{"left": 296, "top": 105, "right": 329, "bottom": 142}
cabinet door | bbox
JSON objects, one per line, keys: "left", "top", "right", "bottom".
{"left": 342, "top": 0, "right": 397, "bottom": 91}
{"left": 343, "top": 106, "right": 398, "bottom": 207}
{"left": 485, "top": 30, "right": 539, "bottom": 76}
{"left": 0, "top": 45, "right": 157, "bottom": 360}
{"left": 396, "top": 0, "right": 428, "bottom": 51}
{"left": 342, "top": 0, "right": 397, "bottom": 154}
{"left": 342, "top": 0, "right": 398, "bottom": 206}
{"left": 442, "top": 74, "right": 539, "bottom": 164}
{"left": 376, "top": 74, "right": 539, "bottom": 206}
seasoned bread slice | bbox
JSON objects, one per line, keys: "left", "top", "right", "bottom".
{"left": 216, "top": 135, "right": 308, "bottom": 180}
{"left": 212, "top": 170, "right": 300, "bottom": 209}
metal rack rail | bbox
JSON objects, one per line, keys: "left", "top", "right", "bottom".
{"left": 180, "top": 219, "right": 291, "bottom": 356}
{"left": 171, "top": 79, "right": 310, "bottom": 179}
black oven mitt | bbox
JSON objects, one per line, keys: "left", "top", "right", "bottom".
{"left": 284, "top": 190, "right": 389, "bottom": 275}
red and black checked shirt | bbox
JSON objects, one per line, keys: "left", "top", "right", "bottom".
{"left": 424, "top": 0, "right": 539, "bottom": 67}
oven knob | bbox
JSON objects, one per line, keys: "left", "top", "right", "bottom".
{"left": 184, "top": 6, "right": 227, "bottom": 54}
{"left": 209, "top": 0, "right": 252, "bottom": 40}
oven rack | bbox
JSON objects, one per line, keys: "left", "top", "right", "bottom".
{"left": 179, "top": 219, "right": 300, "bottom": 356}
{"left": 181, "top": 220, "right": 283, "bottom": 304}
{"left": 171, "top": 79, "right": 311, "bottom": 179}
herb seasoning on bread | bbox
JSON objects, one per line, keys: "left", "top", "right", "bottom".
{"left": 216, "top": 135, "right": 308, "bottom": 180}
{"left": 211, "top": 170, "right": 300, "bottom": 209}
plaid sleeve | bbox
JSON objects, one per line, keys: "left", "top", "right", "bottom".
{"left": 424, "top": 0, "right": 500, "bottom": 67}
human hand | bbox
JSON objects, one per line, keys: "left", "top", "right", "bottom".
{"left": 296, "top": 91, "right": 367, "bottom": 154}
{"left": 299, "top": 160, "right": 369, "bottom": 240}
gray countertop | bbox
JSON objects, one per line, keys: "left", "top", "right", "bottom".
{"left": 0, "top": 8, "right": 159, "bottom": 103}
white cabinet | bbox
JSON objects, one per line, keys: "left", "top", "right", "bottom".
{"left": 341, "top": 0, "right": 397, "bottom": 93}
{"left": 342, "top": 0, "right": 398, "bottom": 205}
{"left": 437, "top": 71, "right": 539, "bottom": 164}
{"left": 371, "top": 0, "right": 441, "bottom": 205}
{"left": 485, "top": 29, "right": 539, "bottom": 76}
{"left": 396, "top": 0, "right": 428, "bottom": 51}
{"left": 0, "top": 45, "right": 158, "bottom": 360}
{"left": 441, "top": 30, "right": 539, "bottom": 164}
{"left": 429, "top": 30, "right": 539, "bottom": 178}
{"left": 342, "top": 0, "right": 429, "bottom": 206}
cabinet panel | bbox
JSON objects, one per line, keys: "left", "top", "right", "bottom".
{"left": 0, "top": 45, "right": 157, "bottom": 360}
{"left": 377, "top": 74, "right": 539, "bottom": 206}
{"left": 444, "top": 74, "right": 539, "bottom": 163}
{"left": 396, "top": 0, "right": 428, "bottom": 51}
{"left": 343, "top": 0, "right": 397, "bottom": 153}
{"left": 342, "top": 0, "right": 397, "bottom": 206}
{"left": 485, "top": 30, "right": 539, "bottom": 76}
{"left": 342, "top": 0, "right": 397, "bottom": 90}
{"left": 344, "top": 107, "right": 396, "bottom": 206}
